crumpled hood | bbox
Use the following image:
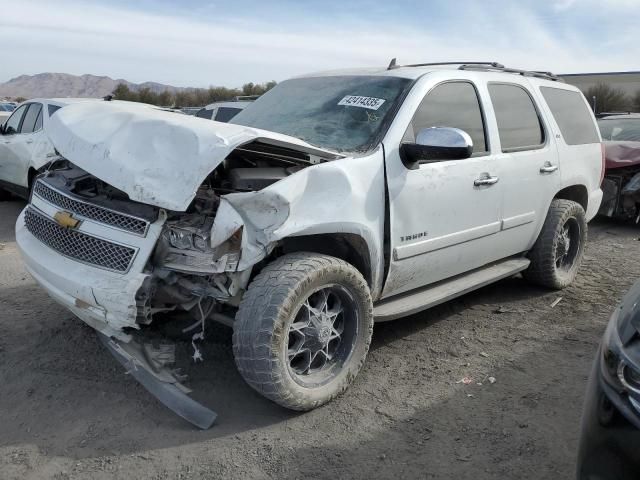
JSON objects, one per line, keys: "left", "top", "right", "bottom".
{"left": 605, "top": 141, "right": 640, "bottom": 170}
{"left": 47, "top": 101, "right": 341, "bottom": 211}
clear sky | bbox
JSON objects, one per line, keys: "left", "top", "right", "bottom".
{"left": 2, "top": 0, "right": 638, "bottom": 88}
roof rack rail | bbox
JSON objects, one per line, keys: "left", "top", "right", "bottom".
{"left": 458, "top": 64, "right": 561, "bottom": 81}
{"left": 386, "top": 59, "right": 561, "bottom": 81}
{"left": 388, "top": 61, "right": 503, "bottom": 70}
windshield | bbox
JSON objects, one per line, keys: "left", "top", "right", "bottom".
{"left": 598, "top": 118, "right": 640, "bottom": 142}
{"left": 231, "top": 75, "right": 412, "bottom": 152}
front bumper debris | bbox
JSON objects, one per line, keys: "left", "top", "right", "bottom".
{"left": 98, "top": 333, "right": 217, "bottom": 429}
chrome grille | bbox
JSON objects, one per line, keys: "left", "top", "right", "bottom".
{"left": 24, "top": 207, "right": 137, "bottom": 273}
{"left": 33, "top": 180, "right": 149, "bottom": 236}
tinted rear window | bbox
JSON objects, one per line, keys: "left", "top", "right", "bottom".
{"left": 540, "top": 87, "right": 600, "bottom": 145}
{"left": 48, "top": 104, "right": 61, "bottom": 117}
{"left": 215, "top": 107, "right": 242, "bottom": 123}
{"left": 196, "top": 108, "right": 213, "bottom": 119}
{"left": 598, "top": 118, "right": 640, "bottom": 142}
{"left": 488, "top": 84, "right": 544, "bottom": 151}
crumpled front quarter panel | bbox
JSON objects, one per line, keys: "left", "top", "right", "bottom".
{"left": 223, "top": 149, "right": 387, "bottom": 298}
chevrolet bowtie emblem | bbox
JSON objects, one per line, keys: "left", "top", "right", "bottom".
{"left": 53, "top": 211, "right": 80, "bottom": 229}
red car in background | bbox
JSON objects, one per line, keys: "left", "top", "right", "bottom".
{"left": 598, "top": 113, "right": 640, "bottom": 223}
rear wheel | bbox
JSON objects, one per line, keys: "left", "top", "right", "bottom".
{"left": 232, "top": 252, "right": 374, "bottom": 410}
{"left": 524, "top": 199, "right": 587, "bottom": 289}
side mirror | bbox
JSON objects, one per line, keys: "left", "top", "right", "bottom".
{"left": 400, "top": 127, "right": 473, "bottom": 169}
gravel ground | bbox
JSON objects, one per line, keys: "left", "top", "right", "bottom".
{"left": 1, "top": 198, "right": 639, "bottom": 480}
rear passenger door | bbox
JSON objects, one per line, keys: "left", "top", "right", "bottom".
{"left": 487, "top": 82, "right": 561, "bottom": 256}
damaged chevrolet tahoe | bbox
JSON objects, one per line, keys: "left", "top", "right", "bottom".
{"left": 16, "top": 61, "right": 603, "bottom": 427}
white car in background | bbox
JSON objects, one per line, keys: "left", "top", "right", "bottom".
{"left": 195, "top": 98, "right": 254, "bottom": 122}
{"left": 0, "top": 102, "right": 16, "bottom": 125}
{"left": 0, "top": 98, "right": 96, "bottom": 199}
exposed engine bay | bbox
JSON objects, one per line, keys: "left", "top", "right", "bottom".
{"left": 43, "top": 140, "right": 327, "bottom": 339}
{"left": 599, "top": 168, "right": 640, "bottom": 223}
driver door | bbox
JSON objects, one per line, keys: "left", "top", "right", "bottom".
{"left": 382, "top": 80, "right": 504, "bottom": 298}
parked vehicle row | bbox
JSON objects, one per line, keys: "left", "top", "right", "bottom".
{"left": 0, "top": 101, "right": 16, "bottom": 125}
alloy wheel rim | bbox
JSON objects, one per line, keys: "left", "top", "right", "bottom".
{"left": 286, "top": 284, "right": 358, "bottom": 387}
{"left": 555, "top": 217, "right": 581, "bottom": 272}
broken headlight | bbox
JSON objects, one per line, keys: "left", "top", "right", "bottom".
{"left": 168, "top": 227, "right": 211, "bottom": 252}
{"left": 159, "top": 215, "right": 243, "bottom": 273}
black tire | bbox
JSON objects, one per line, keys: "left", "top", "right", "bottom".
{"left": 524, "top": 199, "right": 587, "bottom": 289}
{"left": 0, "top": 187, "right": 12, "bottom": 201}
{"left": 232, "top": 252, "right": 374, "bottom": 411}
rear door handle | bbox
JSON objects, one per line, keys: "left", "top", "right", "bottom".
{"left": 25, "top": 139, "right": 34, "bottom": 144}
{"left": 474, "top": 174, "right": 499, "bottom": 187}
{"left": 540, "top": 162, "right": 558, "bottom": 174}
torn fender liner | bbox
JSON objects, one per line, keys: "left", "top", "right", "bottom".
{"left": 47, "top": 101, "right": 342, "bottom": 211}
{"left": 98, "top": 333, "right": 217, "bottom": 429}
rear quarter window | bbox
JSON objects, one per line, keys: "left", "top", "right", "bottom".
{"left": 540, "top": 87, "right": 600, "bottom": 145}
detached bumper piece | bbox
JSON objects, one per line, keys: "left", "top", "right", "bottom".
{"left": 98, "top": 333, "right": 217, "bottom": 429}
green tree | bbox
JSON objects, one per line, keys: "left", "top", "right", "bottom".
{"left": 157, "top": 90, "right": 172, "bottom": 106}
{"left": 242, "top": 82, "right": 256, "bottom": 96}
{"left": 137, "top": 87, "right": 158, "bottom": 105}
{"left": 14, "top": 96, "right": 27, "bottom": 103}
{"left": 583, "top": 83, "right": 629, "bottom": 114}
{"left": 112, "top": 83, "right": 137, "bottom": 101}
{"left": 632, "top": 90, "right": 640, "bottom": 112}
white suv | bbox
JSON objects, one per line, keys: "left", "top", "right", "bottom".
{"left": 16, "top": 62, "right": 603, "bottom": 427}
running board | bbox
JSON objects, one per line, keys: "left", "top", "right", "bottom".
{"left": 374, "top": 258, "right": 530, "bottom": 322}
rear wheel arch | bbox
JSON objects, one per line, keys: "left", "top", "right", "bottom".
{"left": 554, "top": 184, "right": 588, "bottom": 212}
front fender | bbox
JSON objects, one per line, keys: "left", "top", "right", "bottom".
{"left": 215, "top": 150, "right": 387, "bottom": 298}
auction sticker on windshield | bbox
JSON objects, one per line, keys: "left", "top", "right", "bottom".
{"left": 338, "top": 95, "right": 386, "bottom": 110}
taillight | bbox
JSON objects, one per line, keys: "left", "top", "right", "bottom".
{"left": 600, "top": 143, "right": 606, "bottom": 186}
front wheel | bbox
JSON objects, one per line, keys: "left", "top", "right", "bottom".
{"left": 0, "top": 187, "right": 12, "bottom": 201}
{"left": 524, "top": 199, "right": 587, "bottom": 289}
{"left": 232, "top": 252, "right": 374, "bottom": 410}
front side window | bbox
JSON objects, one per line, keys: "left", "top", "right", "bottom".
{"left": 232, "top": 75, "right": 412, "bottom": 152}
{"left": 489, "top": 84, "right": 544, "bottom": 151}
{"left": 406, "top": 81, "right": 488, "bottom": 154}
{"left": 3, "top": 104, "right": 27, "bottom": 134}
{"left": 20, "top": 103, "right": 43, "bottom": 134}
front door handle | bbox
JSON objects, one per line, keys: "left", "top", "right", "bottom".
{"left": 540, "top": 162, "right": 558, "bottom": 174}
{"left": 474, "top": 174, "right": 499, "bottom": 187}
{"left": 25, "top": 139, "right": 34, "bottom": 144}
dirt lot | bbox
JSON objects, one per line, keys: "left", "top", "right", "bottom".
{"left": 1, "top": 198, "right": 639, "bottom": 480}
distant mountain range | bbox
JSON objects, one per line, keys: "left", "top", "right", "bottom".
{"left": 0, "top": 73, "right": 187, "bottom": 99}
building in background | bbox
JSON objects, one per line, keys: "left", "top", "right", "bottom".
{"left": 561, "top": 71, "right": 640, "bottom": 112}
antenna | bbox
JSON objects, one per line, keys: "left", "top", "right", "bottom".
{"left": 387, "top": 58, "right": 398, "bottom": 70}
